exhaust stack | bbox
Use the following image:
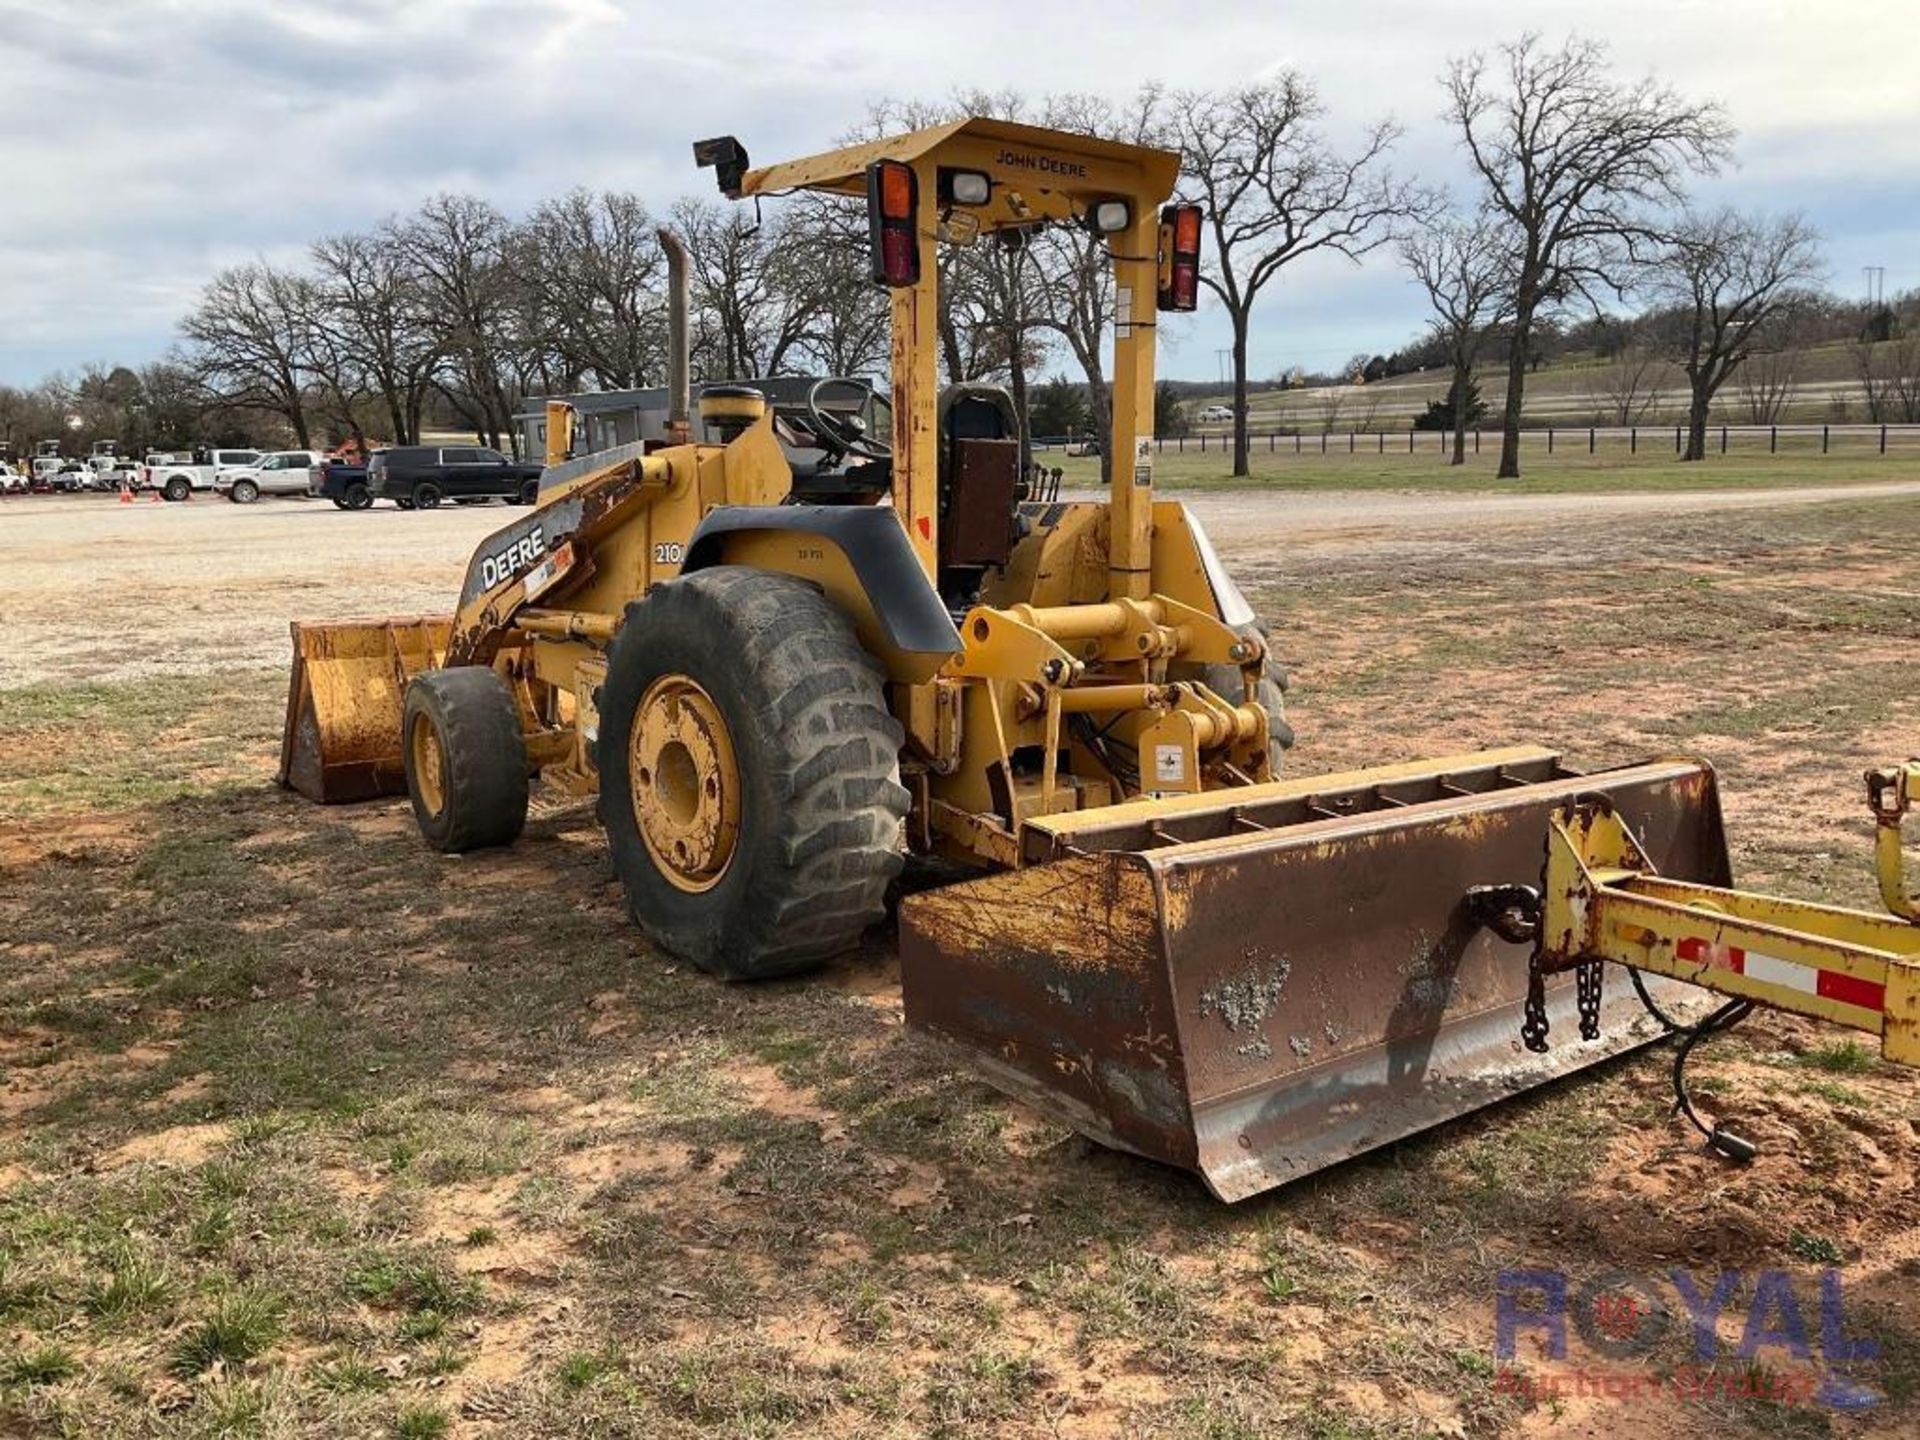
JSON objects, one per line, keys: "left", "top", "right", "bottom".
{"left": 658, "top": 227, "right": 691, "bottom": 445}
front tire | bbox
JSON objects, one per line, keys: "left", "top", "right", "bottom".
{"left": 402, "top": 667, "right": 529, "bottom": 853}
{"left": 413, "top": 483, "right": 441, "bottom": 510}
{"left": 230, "top": 480, "right": 258, "bottom": 504}
{"left": 597, "top": 567, "right": 907, "bottom": 979}
{"left": 518, "top": 479, "right": 539, "bottom": 506}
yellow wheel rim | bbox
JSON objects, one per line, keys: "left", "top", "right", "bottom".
{"left": 629, "top": 674, "right": 741, "bottom": 893}
{"left": 409, "top": 711, "right": 447, "bottom": 817}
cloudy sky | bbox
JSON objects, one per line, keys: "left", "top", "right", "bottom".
{"left": 2, "top": 0, "right": 1915, "bottom": 386}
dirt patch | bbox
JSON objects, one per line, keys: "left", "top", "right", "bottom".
{"left": 103, "top": 1121, "right": 230, "bottom": 1168}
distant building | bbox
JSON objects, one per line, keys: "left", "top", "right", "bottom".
{"left": 516, "top": 377, "right": 884, "bottom": 464}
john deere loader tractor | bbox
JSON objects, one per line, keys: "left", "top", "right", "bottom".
{"left": 282, "top": 117, "right": 1920, "bottom": 1202}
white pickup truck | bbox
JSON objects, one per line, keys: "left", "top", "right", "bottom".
{"left": 145, "top": 448, "right": 263, "bottom": 502}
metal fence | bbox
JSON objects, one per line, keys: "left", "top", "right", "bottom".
{"left": 1034, "top": 424, "right": 1920, "bottom": 458}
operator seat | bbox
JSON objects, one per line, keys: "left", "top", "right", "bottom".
{"left": 936, "top": 383, "right": 1026, "bottom": 609}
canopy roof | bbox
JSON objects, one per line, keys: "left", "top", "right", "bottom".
{"left": 740, "top": 116, "right": 1181, "bottom": 208}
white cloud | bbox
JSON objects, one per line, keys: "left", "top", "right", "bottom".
{"left": 0, "top": 0, "right": 1914, "bottom": 382}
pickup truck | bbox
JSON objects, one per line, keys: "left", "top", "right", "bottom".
{"left": 147, "top": 448, "right": 264, "bottom": 502}
{"left": 309, "top": 459, "right": 372, "bottom": 510}
{"left": 215, "top": 449, "right": 327, "bottom": 503}
{"left": 367, "top": 445, "right": 542, "bottom": 509}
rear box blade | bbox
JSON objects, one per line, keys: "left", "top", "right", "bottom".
{"left": 899, "top": 749, "right": 1730, "bottom": 1201}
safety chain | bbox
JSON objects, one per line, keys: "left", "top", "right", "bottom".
{"left": 1576, "top": 958, "right": 1604, "bottom": 1041}
{"left": 1522, "top": 962, "right": 1550, "bottom": 1053}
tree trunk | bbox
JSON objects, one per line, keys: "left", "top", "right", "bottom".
{"left": 1685, "top": 382, "right": 1710, "bottom": 462}
{"left": 1497, "top": 301, "right": 1533, "bottom": 480}
{"left": 1231, "top": 314, "right": 1250, "bottom": 478}
{"left": 1449, "top": 360, "right": 1470, "bottom": 467}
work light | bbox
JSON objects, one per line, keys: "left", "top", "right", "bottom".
{"left": 940, "top": 168, "right": 992, "bottom": 206}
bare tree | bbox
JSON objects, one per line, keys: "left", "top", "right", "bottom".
{"left": 288, "top": 272, "right": 375, "bottom": 450}
{"left": 395, "top": 194, "right": 523, "bottom": 452}
{"left": 181, "top": 262, "right": 314, "bottom": 445}
{"left": 1402, "top": 213, "right": 1514, "bottom": 463}
{"left": 312, "top": 228, "right": 440, "bottom": 446}
{"left": 1733, "top": 303, "right": 1808, "bottom": 424}
{"left": 1587, "top": 343, "right": 1666, "bottom": 424}
{"left": 1310, "top": 384, "right": 1346, "bottom": 435}
{"left": 1163, "top": 76, "right": 1422, "bottom": 475}
{"left": 516, "top": 190, "right": 668, "bottom": 391}
{"left": 1648, "top": 209, "right": 1822, "bottom": 459}
{"left": 786, "top": 195, "right": 891, "bottom": 379}
{"left": 1852, "top": 328, "right": 1920, "bottom": 424}
{"left": 1445, "top": 33, "right": 1733, "bottom": 478}
{"left": 1351, "top": 384, "right": 1384, "bottom": 434}
{"left": 672, "top": 198, "right": 824, "bottom": 380}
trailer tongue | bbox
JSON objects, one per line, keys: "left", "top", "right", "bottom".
{"left": 901, "top": 747, "right": 1731, "bottom": 1200}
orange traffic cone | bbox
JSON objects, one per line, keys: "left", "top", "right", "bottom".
{"left": 119, "top": 481, "right": 133, "bottom": 504}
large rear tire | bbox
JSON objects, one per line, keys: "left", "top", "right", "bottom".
{"left": 344, "top": 483, "right": 372, "bottom": 510}
{"left": 402, "top": 667, "right": 529, "bottom": 853}
{"left": 163, "top": 476, "right": 190, "bottom": 502}
{"left": 597, "top": 567, "right": 907, "bottom": 980}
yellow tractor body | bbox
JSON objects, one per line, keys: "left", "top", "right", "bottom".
{"left": 278, "top": 117, "right": 1751, "bottom": 1200}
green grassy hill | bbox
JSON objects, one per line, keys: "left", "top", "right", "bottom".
{"left": 1180, "top": 338, "right": 1897, "bottom": 433}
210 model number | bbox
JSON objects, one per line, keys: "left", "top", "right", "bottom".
{"left": 653, "top": 542, "right": 684, "bottom": 564}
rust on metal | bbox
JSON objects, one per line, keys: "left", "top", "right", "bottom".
{"left": 278, "top": 615, "right": 450, "bottom": 803}
{"left": 900, "top": 752, "right": 1731, "bottom": 1202}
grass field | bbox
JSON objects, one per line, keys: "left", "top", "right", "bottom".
{"left": 1044, "top": 445, "right": 1920, "bottom": 495}
{"left": 3, "top": 489, "right": 1920, "bottom": 1436}
{"left": 1177, "top": 336, "right": 1910, "bottom": 430}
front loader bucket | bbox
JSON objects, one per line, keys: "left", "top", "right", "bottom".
{"left": 277, "top": 616, "right": 451, "bottom": 803}
{"left": 899, "top": 747, "right": 1731, "bottom": 1202}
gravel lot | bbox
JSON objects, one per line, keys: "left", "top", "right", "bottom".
{"left": 7, "top": 480, "right": 1919, "bottom": 688}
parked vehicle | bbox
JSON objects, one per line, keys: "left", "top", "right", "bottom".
{"left": 310, "top": 459, "right": 372, "bottom": 510}
{"left": 217, "top": 449, "right": 326, "bottom": 503}
{"left": 366, "top": 445, "right": 542, "bottom": 509}
{"left": 147, "top": 448, "right": 263, "bottom": 502}
{"left": 87, "top": 455, "right": 140, "bottom": 489}
{"left": 100, "top": 458, "right": 143, "bottom": 489}
{"left": 1198, "top": 404, "right": 1233, "bottom": 423}
{"left": 47, "top": 461, "right": 88, "bottom": 493}
{"left": 30, "top": 455, "right": 65, "bottom": 487}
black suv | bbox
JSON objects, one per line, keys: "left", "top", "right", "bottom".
{"left": 367, "top": 445, "right": 543, "bottom": 509}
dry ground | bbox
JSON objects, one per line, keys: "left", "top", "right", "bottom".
{"left": 3, "top": 480, "right": 1920, "bottom": 1437}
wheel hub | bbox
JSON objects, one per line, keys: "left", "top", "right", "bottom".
{"left": 630, "top": 675, "right": 740, "bottom": 892}
{"left": 409, "top": 711, "right": 447, "bottom": 817}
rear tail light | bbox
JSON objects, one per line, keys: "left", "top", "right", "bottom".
{"left": 1157, "top": 204, "right": 1203, "bottom": 312}
{"left": 866, "top": 160, "right": 920, "bottom": 288}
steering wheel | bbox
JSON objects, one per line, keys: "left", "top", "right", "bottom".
{"left": 806, "top": 377, "right": 891, "bottom": 462}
